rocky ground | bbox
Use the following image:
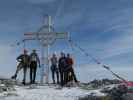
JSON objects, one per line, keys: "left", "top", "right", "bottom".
{"left": 0, "top": 78, "right": 131, "bottom": 100}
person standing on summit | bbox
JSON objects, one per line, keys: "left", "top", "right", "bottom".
{"left": 65, "top": 53, "right": 78, "bottom": 83}
{"left": 29, "top": 49, "right": 40, "bottom": 84}
{"left": 58, "top": 52, "right": 67, "bottom": 86}
{"left": 50, "top": 53, "right": 59, "bottom": 84}
{"left": 11, "top": 49, "right": 30, "bottom": 85}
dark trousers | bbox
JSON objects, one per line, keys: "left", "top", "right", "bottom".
{"left": 14, "top": 63, "right": 23, "bottom": 77}
{"left": 30, "top": 61, "right": 37, "bottom": 83}
{"left": 59, "top": 71, "right": 64, "bottom": 86}
{"left": 23, "top": 67, "right": 27, "bottom": 84}
{"left": 51, "top": 65, "right": 59, "bottom": 84}
{"left": 66, "top": 66, "right": 78, "bottom": 83}
{"left": 59, "top": 67, "right": 65, "bottom": 86}
{"left": 64, "top": 71, "right": 68, "bottom": 85}
{"left": 70, "top": 67, "right": 78, "bottom": 82}
{"left": 12, "top": 63, "right": 28, "bottom": 84}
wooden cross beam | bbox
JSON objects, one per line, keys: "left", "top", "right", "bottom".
{"left": 24, "top": 32, "right": 69, "bottom": 45}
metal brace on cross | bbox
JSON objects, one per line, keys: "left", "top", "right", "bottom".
{"left": 24, "top": 15, "right": 69, "bottom": 84}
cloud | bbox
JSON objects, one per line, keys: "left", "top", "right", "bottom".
{"left": 100, "top": 33, "right": 133, "bottom": 59}
{"left": 28, "top": 0, "right": 56, "bottom": 4}
{"left": 0, "top": 44, "right": 16, "bottom": 77}
{"left": 55, "top": 12, "right": 82, "bottom": 31}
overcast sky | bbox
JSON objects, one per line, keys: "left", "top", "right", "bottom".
{"left": 0, "top": 0, "right": 133, "bottom": 82}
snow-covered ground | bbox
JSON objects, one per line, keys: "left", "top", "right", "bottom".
{"left": 0, "top": 85, "right": 105, "bottom": 100}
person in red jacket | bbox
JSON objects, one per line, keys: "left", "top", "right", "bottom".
{"left": 65, "top": 53, "right": 78, "bottom": 84}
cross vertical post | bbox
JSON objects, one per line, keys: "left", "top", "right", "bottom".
{"left": 40, "top": 15, "right": 52, "bottom": 84}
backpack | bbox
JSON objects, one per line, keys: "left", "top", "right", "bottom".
{"left": 30, "top": 53, "right": 38, "bottom": 62}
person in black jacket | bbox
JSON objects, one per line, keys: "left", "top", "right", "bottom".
{"left": 30, "top": 49, "right": 40, "bottom": 84}
{"left": 58, "top": 52, "right": 67, "bottom": 86}
{"left": 11, "top": 49, "right": 30, "bottom": 85}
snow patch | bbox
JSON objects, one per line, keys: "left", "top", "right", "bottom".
{"left": 1, "top": 85, "right": 104, "bottom": 100}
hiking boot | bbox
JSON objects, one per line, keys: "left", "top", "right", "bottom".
{"left": 57, "top": 81, "right": 60, "bottom": 84}
{"left": 22, "top": 81, "right": 26, "bottom": 85}
{"left": 32, "top": 81, "right": 36, "bottom": 84}
{"left": 30, "top": 81, "right": 33, "bottom": 84}
{"left": 11, "top": 74, "right": 17, "bottom": 80}
{"left": 75, "top": 81, "right": 80, "bottom": 86}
